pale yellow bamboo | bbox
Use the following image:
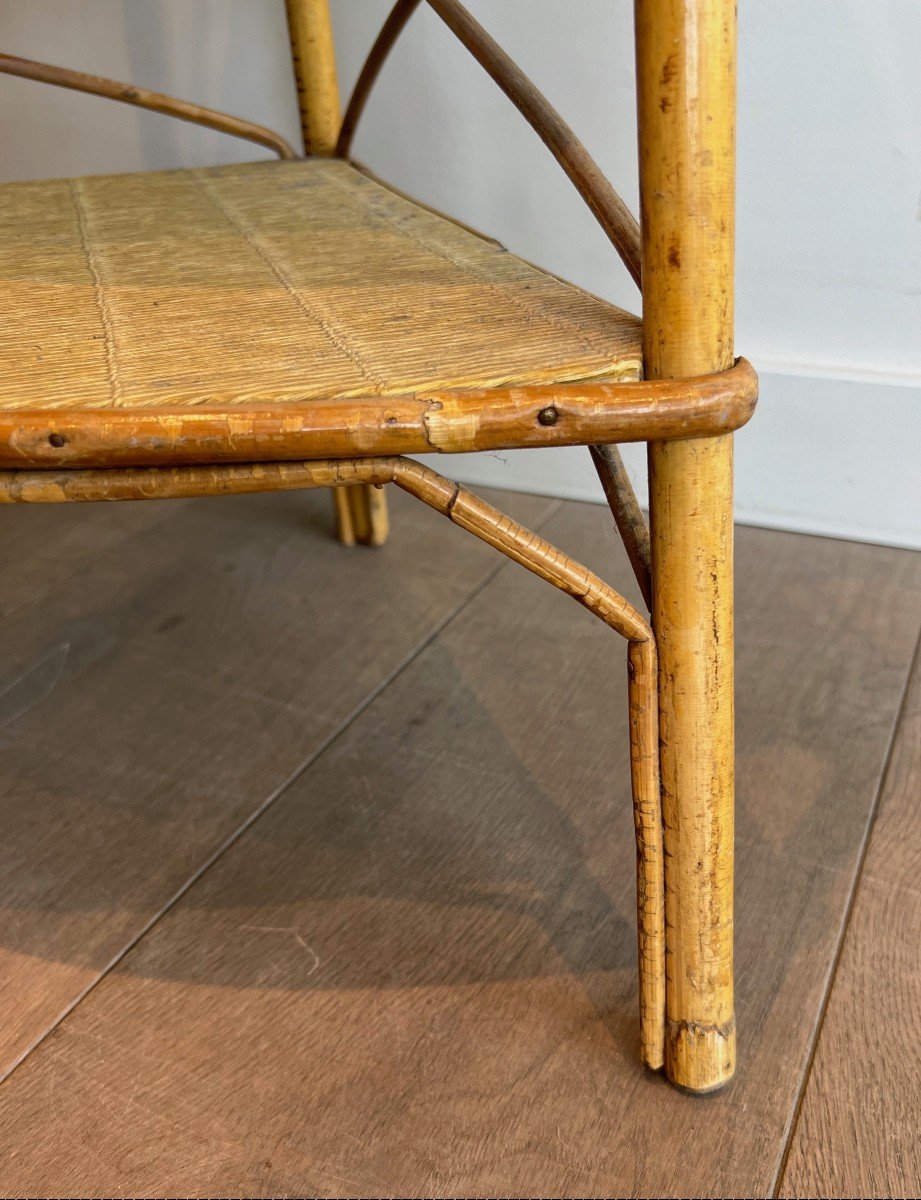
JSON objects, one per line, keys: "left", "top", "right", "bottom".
{"left": 284, "top": 0, "right": 341, "bottom": 155}
{"left": 636, "top": 0, "right": 738, "bottom": 1091}
{"left": 332, "top": 486, "right": 356, "bottom": 547}
{"left": 348, "top": 482, "right": 390, "bottom": 548}
{"left": 628, "top": 637, "right": 665, "bottom": 1067}
{"left": 284, "top": 0, "right": 388, "bottom": 545}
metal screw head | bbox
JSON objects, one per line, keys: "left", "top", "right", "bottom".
{"left": 48, "top": 433, "right": 66, "bottom": 448}
{"left": 537, "top": 406, "right": 559, "bottom": 427}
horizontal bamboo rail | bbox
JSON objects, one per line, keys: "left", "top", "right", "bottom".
{"left": 0, "top": 452, "right": 665, "bottom": 1064}
{"left": 337, "top": 0, "right": 641, "bottom": 287}
{"left": 0, "top": 359, "right": 757, "bottom": 471}
{"left": 0, "top": 53, "right": 297, "bottom": 160}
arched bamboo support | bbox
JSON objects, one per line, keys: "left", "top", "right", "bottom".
{"left": 0, "top": 453, "right": 665, "bottom": 1068}
{"left": 0, "top": 53, "right": 296, "bottom": 160}
{"left": 337, "top": 0, "right": 641, "bottom": 288}
{"left": 336, "top": 0, "right": 422, "bottom": 158}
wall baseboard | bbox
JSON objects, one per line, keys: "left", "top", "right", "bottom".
{"left": 415, "top": 368, "right": 921, "bottom": 551}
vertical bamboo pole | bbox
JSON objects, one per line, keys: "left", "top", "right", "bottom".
{"left": 636, "top": 0, "right": 737, "bottom": 1091}
{"left": 284, "top": 0, "right": 342, "bottom": 155}
{"left": 284, "top": 0, "right": 389, "bottom": 544}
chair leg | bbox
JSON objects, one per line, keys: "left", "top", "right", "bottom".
{"left": 332, "top": 486, "right": 356, "bottom": 545}
{"left": 332, "top": 484, "right": 390, "bottom": 546}
{"left": 637, "top": 0, "right": 737, "bottom": 1091}
{"left": 649, "top": 435, "right": 735, "bottom": 1092}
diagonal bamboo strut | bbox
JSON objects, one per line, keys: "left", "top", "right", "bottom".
{"left": 590, "top": 444, "right": 652, "bottom": 609}
{"left": 0, "top": 454, "right": 665, "bottom": 1067}
{"left": 0, "top": 53, "right": 297, "bottom": 161}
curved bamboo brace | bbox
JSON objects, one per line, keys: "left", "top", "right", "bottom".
{"left": 0, "top": 453, "right": 665, "bottom": 1068}
{"left": 0, "top": 53, "right": 297, "bottom": 161}
{"left": 337, "top": 0, "right": 641, "bottom": 287}
{"left": 336, "top": 0, "right": 421, "bottom": 158}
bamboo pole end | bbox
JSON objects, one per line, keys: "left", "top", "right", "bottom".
{"left": 665, "top": 1017, "right": 735, "bottom": 1093}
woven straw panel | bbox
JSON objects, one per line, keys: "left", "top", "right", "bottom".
{"left": 0, "top": 159, "right": 641, "bottom": 411}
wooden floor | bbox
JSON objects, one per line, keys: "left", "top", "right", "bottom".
{"left": 0, "top": 485, "right": 918, "bottom": 1199}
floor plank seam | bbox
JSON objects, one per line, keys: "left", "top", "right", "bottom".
{"left": 770, "top": 623, "right": 921, "bottom": 1198}
{"left": 0, "top": 493, "right": 563, "bottom": 1090}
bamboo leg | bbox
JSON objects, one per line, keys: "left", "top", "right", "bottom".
{"left": 346, "top": 481, "right": 390, "bottom": 547}
{"left": 649, "top": 436, "right": 735, "bottom": 1090}
{"left": 636, "top": 0, "right": 737, "bottom": 1091}
{"left": 285, "top": 0, "right": 389, "bottom": 545}
{"left": 390, "top": 462, "right": 665, "bottom": 1063}
{"left": 628, "top": 636, "right": 665, "bottom": 1067}
{"left": 332, "top": 486, "right": 356, "bottom": 545}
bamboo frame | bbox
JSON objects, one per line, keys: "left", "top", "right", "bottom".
{"left": 0, "top": 453, "right": 665, "bottom": 1068}
{"left": 0, "top": 358, "right": 757, "bottom": 471}
{"left": 0, "top": 0, "right": 757, "bottom": 1090}
{"left": 284, "top": 0, "right": 388, "bottom": 547}
{"left": 337, "top": 0, "right": 641, "bottom": 288}
{"left": 0, "top": 53, "right": 296, "bottom": 160}
{"left": 637, "top": 0, "right": 738, "bottom": 1092}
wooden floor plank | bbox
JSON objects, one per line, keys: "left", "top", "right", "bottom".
{"left": 778, "top": 636, "right": 921, "bottom": 1200}
{"left": 0, "top": 484, "right": 554, "bottom": 1078}
{"left": 0, "top": 497, "right": 180, "bottom": 618}
{"left": 0, "top": 505, "right": 918, "bottom": 1198}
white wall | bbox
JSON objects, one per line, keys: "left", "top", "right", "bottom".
{"left": 1, "top": 1, "right": 918, "bottom": 548}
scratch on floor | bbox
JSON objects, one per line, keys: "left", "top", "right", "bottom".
{"left": 0, "top": 641, "right": 70, "bottom": 731}
{"left": 239, "top": 925, "right": 320, "bottom": 975}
